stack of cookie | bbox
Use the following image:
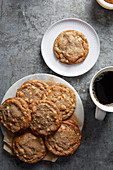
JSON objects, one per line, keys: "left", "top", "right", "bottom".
{"left": 0, "top": 79, "right": 82, "bottom": 164}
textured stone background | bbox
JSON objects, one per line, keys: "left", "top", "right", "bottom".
{"left": 0, "top": 0, "right": 113, "bottom": 169}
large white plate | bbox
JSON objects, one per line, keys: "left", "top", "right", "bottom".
{"left": 1, "top": 73, "right": 84, "bottom": 131}
{"left": 41, "top": 18, "right": 100, "bottom": 77}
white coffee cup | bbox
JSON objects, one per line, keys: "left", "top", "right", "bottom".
{"left": 89, "top": 66, "right": 113, "bottom": 120}
{"left": 96, "top": 0, "right": 113, "bottom": 10}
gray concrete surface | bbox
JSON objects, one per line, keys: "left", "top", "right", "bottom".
{"left": 0, "top": 0, "right": 113, "bottom": 169}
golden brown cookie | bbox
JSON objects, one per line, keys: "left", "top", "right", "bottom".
{"left": 53, "top": 30, "right": 89, "bottom": 65}
{"left": 42, "top": 83, "right": 76, "bottom": 120}
{"left": 104, "top": 0, "right": 113, "bottom": 4}
{"left": 45, "top": 120, "right": 82, "bottom": 156}
{"left": 16, "top": 80, "right": 48, "bottom": 104}
{"left": 12, "top": 132, "right": 46, "bottom": 163}
{"left": 30, "top": 100, "right": 62, "bottom": 136}
{"left": 0, "top": 97, "right": 31, "bottom": 133}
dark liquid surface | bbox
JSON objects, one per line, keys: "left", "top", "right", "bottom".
{"left": 93, "top": 71, "right": 113, "bottom": 105}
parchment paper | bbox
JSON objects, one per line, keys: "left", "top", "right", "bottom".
{"left": 2, "top": 77, "right": 82, "bottom": 162}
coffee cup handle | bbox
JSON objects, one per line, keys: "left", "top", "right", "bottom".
{"left": 95, "top": 106, "right": 106, "bottom": 120}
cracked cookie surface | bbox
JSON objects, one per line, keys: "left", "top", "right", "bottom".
{"left": 0, "top": 97, "right": 31, "bottom": 133}
{"left": 16, "top": 80, "right": 48, "bottom": 105}
{"left": 45, "top": 120, "right": 82, "bottom": 156}
{"left": 53, "top": 30, "right": 89, "bottom": 65}
{"left": 30, "top": 100, "right": 62, "bottom": 136}
{"left": 42, "top": 83, "right": 76, "bottom": 120}
{"left": 12, "top": 132, "right": 46, "bottom": 163}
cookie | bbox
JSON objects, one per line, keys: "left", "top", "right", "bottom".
{"left": 0, "top": 97, "right": 31, "bottom": 133}
{"left": 104, "top": 0, "right": 113, "bottom": 4}
{"left": 12, "top": 132, "right": 46, "bottom": 163}
{"left": 42, "top": 83, "right": 76, "bottom": 120}
{"left": 45, "top": 120, "right": 82, "bottom": 156}
{"left": 53, "top": 30, "right": 89, "bottom": 65}
{"left": 30, "top": 100, "right": 62, "bottom": 136}
{"left": 16, "top": 80, "right": 48, "bottom": 104}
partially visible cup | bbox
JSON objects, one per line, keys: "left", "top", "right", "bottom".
{"left": 96, "top": 0, "right": 113, "bottom": 10}
{"left": 89, "top": 66, "right": 113, "bottom": 120}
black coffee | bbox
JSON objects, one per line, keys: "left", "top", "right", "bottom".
{"left": 93, "top": 71, "right": 113, "bottom": 105}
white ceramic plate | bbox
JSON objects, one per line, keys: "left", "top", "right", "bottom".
{"left": 1, "top": 73, "right": 84, "bottom": 132}
{"left": 41, "top": 18, "right": 100, "bottom": 77}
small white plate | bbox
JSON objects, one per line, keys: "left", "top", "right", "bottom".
{"left": 41, "top": 18, "right": 100, "bottom": 77}
{"left": 1, "top": 73, "right": 84, "bottom": 131}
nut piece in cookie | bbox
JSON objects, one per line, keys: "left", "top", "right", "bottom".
{"left": 42, "top": 83, "right": 76, "bottom": 120}
{"left": 16, "top": 80, "right": 48, "bottom": 105}
{"left": 30, "top": 100, "right": 62, "bottom": 136}
{"left": 45, "top": 120, "right": 82, "bottom": 156}
{"left": 12, "top": 132, "right": 46, "bottom": 163}
{"left": 0, "top": 97, "right": 31, "bottom": 133}
{"left": 53, "top": 30, "right": 89, "bottom": 65}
